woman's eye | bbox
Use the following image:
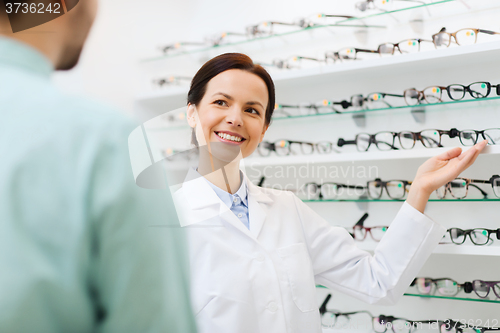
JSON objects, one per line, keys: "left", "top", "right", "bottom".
{"left": 246, "top": 108, "right": 260, "bottom": 115}
{"left": 214, "top": 100, "right": 227, "bottom": 106}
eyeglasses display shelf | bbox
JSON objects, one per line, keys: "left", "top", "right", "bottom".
{"left": 315, "top": 285, "right": 500, "bottom": 303}
{"left": 243, "top": 144, "right": 500, "bottom": 166}
{"left": 140, "top": 0, "right": 456, "bottom": 63}
{"left": 135, "top": 40, "right": 500, "bottom": 117}
{"left": 354, "top": 241, "right": 500, "bottom": 257}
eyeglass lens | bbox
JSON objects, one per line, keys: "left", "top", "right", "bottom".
{"left": 367, "top": 180, "right": 406, "bottom": 199}
{"left": 436, "top": 179, "right": 468, "bottom": 199}
{"left": 449, "top": 228, "right": 492, "bottom": 245}
{"left": 414, "top": 278, "right": 460, "bottom": 296}
{"left": 472, "top": 280, "right": 500, "bottom": 298}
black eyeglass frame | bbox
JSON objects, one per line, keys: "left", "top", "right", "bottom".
{"left": 446, "top": 228, "right": 500, "bottom": 246}
{"left": 366, "top": 177, "right": 412, "bottom": 199}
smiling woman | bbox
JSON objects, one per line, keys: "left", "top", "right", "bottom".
{"left": 185, "top": 53, "right": 275, "bottom": 193}
{"left": 172, "top": 52, "right": 487, "bottom": 333}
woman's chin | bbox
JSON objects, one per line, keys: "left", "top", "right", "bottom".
{"left": 200, "top": 142, "right": 242, "bottom": 164}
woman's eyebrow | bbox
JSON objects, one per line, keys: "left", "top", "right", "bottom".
{"left": 212, "top": 92, "right": 233, "bottom": 100}
{"left": 212, "top": 92, "right": 264, "bottom": 108}
{"left": 246, "top": 101, "right": 264, "bottom": 108}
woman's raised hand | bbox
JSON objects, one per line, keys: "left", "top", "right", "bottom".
{"left": 406, "top": 140, "right": 488, "bottom": 213}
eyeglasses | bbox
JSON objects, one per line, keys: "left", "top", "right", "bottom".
{"left": 319, "top": 294, "right": 374, "bottom": 328}
{"left": 324, "top": 49, "right": 360, "bottom": 63}
{"left": 300, "top": 182, "right": 366, "bottom": 200}
{"left": 377, "top": 38, "right": 435, "bottom": 55}
{"left": 457, "top": 128, "right": 500, "bottom": 146}
{"left": 355, "top": 0, "right": 426, "bottom": 12}
{"left": 410, "top": 277, "right": 500, "bottom": 299}
{"left": 267, "top": 57, "right": 301, "bottom": 69}
{"left": 336, "top": 47, "right": 380, "bottom": 60}
{"left": 410, "top": 277, "right": 468, "bottom": 297}
{"left": 246, "top": 14, "right": 359, "bottom": 38}
{"left": 397, "top": 128, "right": 460, "bottom": 149}
{"left": 447, "top": 81, "right": 500, "bottom": 100}
{"left": 432, "top": 27, "right": 500, "bottom": 48}
{"left": 337, "top": 132, "right": 399, "bottom": 152}
{"left": 152, "top": 76, "right": 192, "bottom": 87}
{"left": 367, "top": 178, "right": 412, "bottom": 199}
{"left": 343, "top": 92, "right": 405, "bottom": 110}
{"left": 158, "top": 41, "right": 207, "bottom": 54}
{"left": 351, "top": 212, "right": 389, "bottom": 241}
{"left": 267, "top": 15, "right": 356, "bottom": 29}
{"left": 436, "top": 175, "right": 500, "bottom": 199}
{"left": 470, "top": 280, "right": 500, "bottom": 299}
{"left": 446, "top": 228, "right": 500, "bottom": 246}
{"left": 404, "top": 86, "right": 447, "bottom": 105}
{"left": 353, "top": 224, "right": 389, "bottom": 241}
{"left": 273, "top": 101, "right": 341, "bottom": 117}
{"left": 257, "top": 139, "right": 339, "bottom": 157}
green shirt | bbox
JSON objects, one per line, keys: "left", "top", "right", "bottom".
{"left": 0, "top": 37, "right": 196, "bottom": 333}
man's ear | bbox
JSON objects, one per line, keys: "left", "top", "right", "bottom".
{"left": 186, "top": 104, "right": 197, "bottom": 128}
{"left": 259, "top": 124, "right": 269, "bottom": 143}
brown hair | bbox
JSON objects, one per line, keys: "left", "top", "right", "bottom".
{"left": 187, "top": 53, "right": 275, "bottom": 127}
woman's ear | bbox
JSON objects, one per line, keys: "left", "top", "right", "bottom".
{"left": 259, "top": 124, "right": 269, "bottom": 143}
{"left": 186, "top": 104, "right": 197, "bottom": 128}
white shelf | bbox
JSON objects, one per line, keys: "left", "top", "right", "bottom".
{"left": 356, "top": 242, "right": 500, "bottom": 256}
{"left": 245, "top": 144, "right": 500, "bottom": 166}
{"left": 134, "top": 41, "right": 500, "bottom": 112}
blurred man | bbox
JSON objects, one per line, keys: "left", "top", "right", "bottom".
{"left": 0, "top": 1, "right": 196, "bottom": 332}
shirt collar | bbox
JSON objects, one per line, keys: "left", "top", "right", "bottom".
{"left": 194, "top": 168, "right": 248, "bottom": 208}
{"left": 0, "top": 37, "right": 54, "bottom": 78}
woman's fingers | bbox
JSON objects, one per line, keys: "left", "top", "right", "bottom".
{"left": 456, "top": 140, "right": 487, "bottom": 170}
{"left": 436, "top": 146, "right": 462, "bottom": 161}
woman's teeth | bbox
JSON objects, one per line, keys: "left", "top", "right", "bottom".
{"left": 217, "top": 132, "right": 242, "bottom": 142}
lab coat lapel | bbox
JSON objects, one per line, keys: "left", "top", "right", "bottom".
{"left": 179, "top": 168, "right": 223, "bottom": 227}
{"left": 245, "top": 174, "right": 273, "bottom": 239}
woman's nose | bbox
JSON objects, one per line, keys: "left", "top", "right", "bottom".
{"left": 225, "top": 107, "right": 243, "bottom": 127}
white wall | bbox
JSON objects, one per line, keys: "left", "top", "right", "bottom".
{"left": 53, "top": 0, "right": 195, "bottom": 113}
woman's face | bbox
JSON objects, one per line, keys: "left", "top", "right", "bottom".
{"left": 187, "top": 69, "right": 269, "bottom": 160}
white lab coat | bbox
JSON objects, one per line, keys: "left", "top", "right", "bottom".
{"left": 172, "top": 168, "right": 446, "bottom": 333}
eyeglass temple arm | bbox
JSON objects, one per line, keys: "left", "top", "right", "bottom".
{"left": 354, "top": 213, "right": 369, "bottom": 227}
{"left": 320, "top": 14, "right": 356, "bottom": 19}
{"left": 319, "top": 294, "right": 332, "bottom": 315}
{"left": 468, "top": 183, "right": 489, "bottom": 198}
{"left": 296, "top": 56, "right": 325, "bottom": 62}
{"left": 276, "top": 104, "right": 302, "bottom": 109}
{"left": 374, "top": 139, "right": 399, "bottom": 150}
{"left": 379, "top": 93, "right": 405, "bottom": 98}
{"left": 337, "top": 138, "right": 357, "bottom": 147}
{"left": 257, "top": 177, "right": 266, "bottom": 187}
{"left": 268, "top": 21, "right": 298, "bottom": 27}
{"left": 478, "top": 29, "right": 500, "bottom": 35}
{"left": 471, "top": 178, "right": 492, "bottom": 184}
{"left": 356, "top": 48, "right": 379, "bottom": 54}
{"left": 419, "top": 134, "right": 443, "bottom": 148}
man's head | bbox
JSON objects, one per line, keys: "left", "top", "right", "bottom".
{"left": 0, "top": 0, "right": 98, "bottom": 70}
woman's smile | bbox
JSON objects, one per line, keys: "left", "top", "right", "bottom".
{"left": 214, "top": 130, "right": 246, "bottom": 145}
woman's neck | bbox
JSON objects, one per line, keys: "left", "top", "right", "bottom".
{"left": 197, "top": 150, "right": 242, "bottom": 194}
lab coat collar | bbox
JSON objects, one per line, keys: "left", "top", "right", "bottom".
{"left": 183, "top": 167, "right": 221, "bottom": 210}
{"left": 182, "top": 167, "right": 273, "bottom": 239}
{"left": 245, "top": 173, "right": 273, "bottom": 239}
